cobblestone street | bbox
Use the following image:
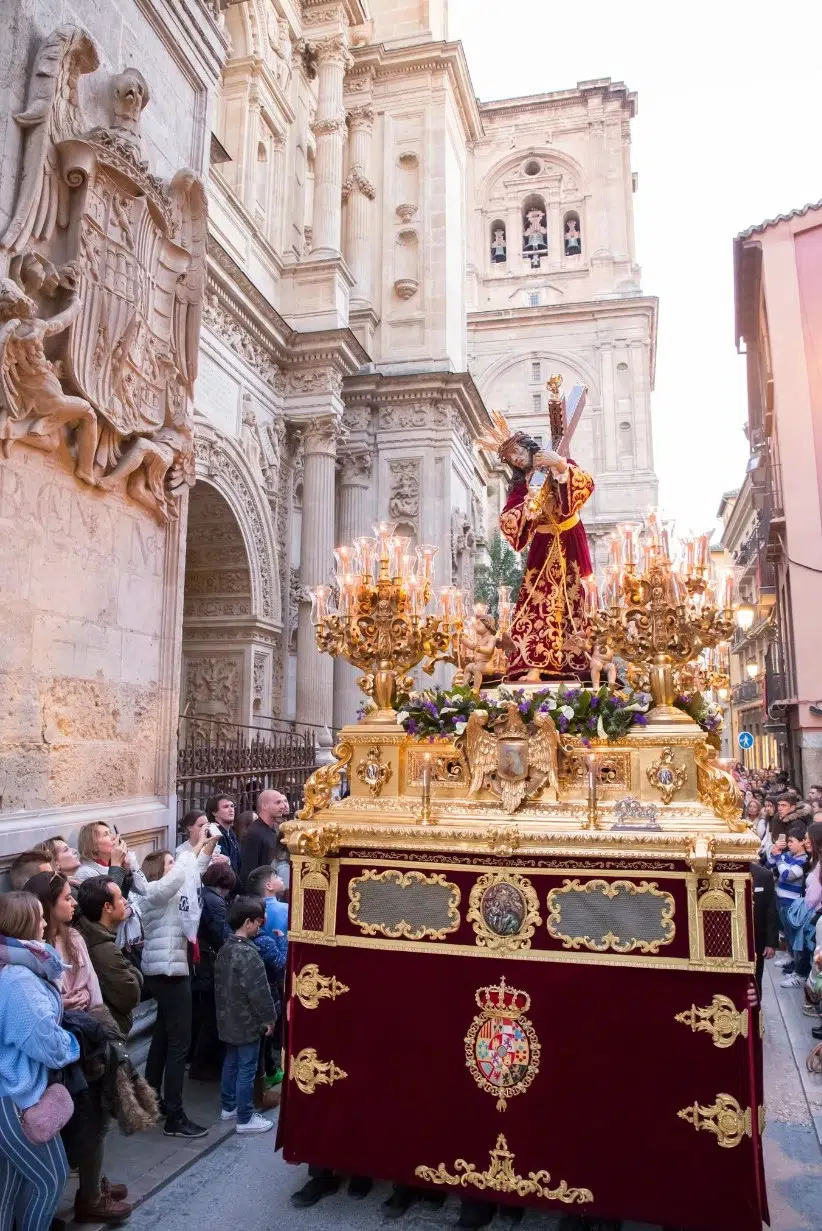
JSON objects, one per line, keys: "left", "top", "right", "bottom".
{"left": 105, "top": 962, "right": 821, "bottom": 1231}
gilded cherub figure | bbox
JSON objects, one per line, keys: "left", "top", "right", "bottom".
{"left": 459, "top": 613, "right": 500, "bottom": 693}
{"left": 0, "top": 261, "right": 97, "bottom": 482}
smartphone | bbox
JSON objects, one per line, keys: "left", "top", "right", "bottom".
{"left": 207, "top": 822, "right": 222, "bottom": 839}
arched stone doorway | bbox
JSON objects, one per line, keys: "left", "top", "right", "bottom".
{"left": 180, "top": 481, "right": 278, "bottom": 728}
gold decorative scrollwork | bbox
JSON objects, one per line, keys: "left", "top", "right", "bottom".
{"left": 677, "top": 1093, "right": 752, "bottom": 1148}
{"left": 296, "top": 823, "right": 341, "bottom": 858}
{"left": 292, "top": 963, "right": 350, "bottom": 1010}
{"left": 694, "top": 741, "right": 746, "bottom": 828}
{"left": 487, "top": 825, "right": 521, "bottom": 858}
{"left": 348, "top": 868, "right": 461, "bottom": 940}
{"left": 289, "top": 1047, "right": 347, "bottom": 1095}
{"left": 356, "top": 745, "right": 391, "bottom": 797}
{"left": 674, "top": 995, "right": 748, "bottom": 1048}
{"left": 297, "top": 742, "right": 353, "bottom": 821}
{"left": 406, "top": 744, "right": 468, "bottom": 788}
{"left": 546, "top": 878, "right": 675, "bottom": 954}
{"left": 467, "top": 871, "right": 542, "bottom": 953}
{"left": 415, "top": 1134, "right": 593, "bottom": 1204}
{"left": 646, "top": 747, "right": 687, "bottom": 804}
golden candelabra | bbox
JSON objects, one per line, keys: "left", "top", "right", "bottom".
{"left": 310, "top": 523, "right": 463, "bottom": 724}
{"left": 590, "top": 516, "right": 737, "bottom": 725}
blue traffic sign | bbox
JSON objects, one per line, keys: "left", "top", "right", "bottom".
{"left": 738, "top": 731, "right": 754, "bottom": 751}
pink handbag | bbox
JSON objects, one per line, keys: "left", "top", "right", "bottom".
{"left": 19, "top": 1083, "right": 73, "bottom": 1144}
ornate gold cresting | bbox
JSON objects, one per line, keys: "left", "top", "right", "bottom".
{"left": 694, "top": 741, "right": 745, "bottom": 827}
{"left": 674, "top": 995, "right": 748, "bottom": 1048}
{"left": 592, "top": 519, "right": 736, "bottom": 724}
{"left": 310, "top": 525, "right": 461, "bottom": 723}
{"left": 677, "top": 1094, "right": 753, "bottom": 1148}
{"left": 646, "top": 746, "right": 687, "bottom": 804}
{"left": 292, "top": 964, "right": 350, "bottom": 1010}
{"left": 289, "top": 1047, "right": 347, "bottom": 1095}
{"left": 415, "top": 1134, "right": 593, "bottom": 1204}
{"left": 298, "top": 743, "right": 352, "bottom": 821}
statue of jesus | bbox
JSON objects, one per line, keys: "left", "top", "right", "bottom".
{"left": 480, "top": 413, "right": 594, "bottom": 680}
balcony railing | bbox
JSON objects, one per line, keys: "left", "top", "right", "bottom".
{"left": 731, "top": 679, "right": 762, "bottom": 706}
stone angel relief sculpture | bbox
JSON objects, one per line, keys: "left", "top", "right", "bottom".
{"left": 0, "top": 24, "right": 208, "bottom": 523}
{"left": 464, "top": 703, "right": 559, "bottom": 814}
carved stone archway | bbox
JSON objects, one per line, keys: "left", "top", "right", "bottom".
{"left": 182, "top": 422, "right": 284, "bottom": 727}
{"left": 193, "top": 420, "right": 281, "bottom": 626}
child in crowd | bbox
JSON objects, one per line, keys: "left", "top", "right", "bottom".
{"left": 245, "top": 867, "right": 287, "bottom": 1089}
{"left": 214, "top": 897, "right": 277, "bottom": 1135}
{"left": 767, "top": 823, "right": 808, "bottom": 987}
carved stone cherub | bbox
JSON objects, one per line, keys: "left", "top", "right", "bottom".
{"left": 459, "top": 613, "right": 500, "bottom": 693}
{"left": 96, "top": 361, "right": 193, "bottom": 521}
{"left": 0, "top": 262, "right": 97, "bottom": 482}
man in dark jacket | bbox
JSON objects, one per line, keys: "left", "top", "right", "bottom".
{"left": 772, "top": 792, "right": 813, "bottom": 841}
{"left": 239, "top": 790, "right": 289, "bottom": 888}
{"left": 750, "top": 860, "right": 779, "bottom": 996}
{"left": 214, "top": 896, "right": 276, "bottom": 1134}
{"left": 76, "top": 877, "right": 144, "bottom": 1036}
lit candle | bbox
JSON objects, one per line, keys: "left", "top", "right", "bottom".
{"left": 660, "top": 527, "right": 671, "bottom": 561}
{"left": 417, "top": 544, "right": 438, "bottom": 580}
{"left": 584, "top": 576, "right": 600, "bottom": 614}
{"left": 353, "top": 536, "right": 378, "bottom": 578}
{"left": 310, "top": 585, "right": 329, "bottom": 624}
{"left": 438, "top": 587, "right": 453, "bottom": 621}
{"left": 420, "top": 752, "right": 433, "bottom": 824}
{"left": 333, "top": 545, "right": 353, "bottom": 575}
{"left": 452, "top": 590, "right": 465, "bottom": 623}
{"left": 608, "top": 533, "right": 622, "bottom": 571}
{"left": 585, "top": 752, "right": 599, "bottom": 830}
{"left": 683, "top": 537, "right": 695, "bottom": 574}
{"left": 619, "top": 523, "right": 637, "bottom": 567}
{"left": 695, "top": 532, "right": 710, "bottom": 571}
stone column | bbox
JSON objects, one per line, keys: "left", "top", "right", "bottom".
{"left": 310, "top": 36, "right": 352, "bottom": 256}
{"left": 343, "top": 106, "right": 376, "bottom": 303}
{"left": 599, "top": 342, "right": 617, "bottom": 472}
{"left": 296, "top": 416, "right": 340, "bottom": 732}
{"left": 333, "top": 448, "right": 374, "bottom": 729}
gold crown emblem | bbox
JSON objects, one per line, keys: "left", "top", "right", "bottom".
{"left": 475, "top": 976, "right": 530, "bottom": 1018}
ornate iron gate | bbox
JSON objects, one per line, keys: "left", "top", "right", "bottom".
{"left": 176, "top": 717, "right": 316, "bottom": 820}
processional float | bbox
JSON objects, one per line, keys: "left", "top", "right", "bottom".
{"left": 278, "top": 380, "right": 766, "bottom": 1231}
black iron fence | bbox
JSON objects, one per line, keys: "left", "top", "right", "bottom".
{"left": 176, "top": 717, "right": 316, "bottom": 821}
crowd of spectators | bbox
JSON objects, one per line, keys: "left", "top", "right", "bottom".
{"left": 0, "top": 789, "right": 291, "bottom": 1229}
{"left": 734, "top": 764, "right": 822, "bottom": 1066}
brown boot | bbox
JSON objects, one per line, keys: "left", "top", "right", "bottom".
{"left": 260, "top": 1085, "right": 281, "bottom": 1111}
{"left": 101, "top": 1177, "right": 129, "bottom": 1201}
{"left": 74, "top": 1192, "right": 132, "bottom": 1225}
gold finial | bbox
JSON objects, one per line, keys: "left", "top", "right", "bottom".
{"left": 546, "top": 374, "right": 563, "bottom": 400}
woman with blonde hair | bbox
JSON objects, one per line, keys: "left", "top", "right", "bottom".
{"left": 0, "top": 891, "right": 80, "bottom": 1231}
{"left": 138, "top": 830, "right": 218, "bottom": 1139}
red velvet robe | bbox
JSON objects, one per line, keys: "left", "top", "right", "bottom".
{"left": 500, "top": 460, "right": 594, "bottom": 678}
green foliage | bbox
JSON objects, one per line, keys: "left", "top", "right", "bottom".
{"left": 473, "top": 534, "right": 524, "bottom": 617}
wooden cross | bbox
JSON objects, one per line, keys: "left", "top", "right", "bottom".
{"left": 546, "top": 376, "right": 587, "bottom": 456}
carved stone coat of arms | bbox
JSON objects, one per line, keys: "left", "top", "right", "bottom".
{"left": 0, "top": 24, "right": 207, "bottom": 522}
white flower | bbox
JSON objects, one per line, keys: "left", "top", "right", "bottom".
{"left": 560, "top": 705, "right": 575, "bottom": 720}
{"left": 440, "top": 706, "right": 457, "bottom": 714}
{"left": 454, "top": 720, "right": 467, "bottom": 736}
{"left": 597, "top": 715, "right": 607, "bottom": 739}
{"left": 396, "top": 711, "right": 409, "bottom": 725}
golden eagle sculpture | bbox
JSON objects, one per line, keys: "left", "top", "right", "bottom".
{"left": 464, "top": 702, "right": 559, "bottom": 814}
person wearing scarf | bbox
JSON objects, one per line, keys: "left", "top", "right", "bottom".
{"left": 0, "top": 891, "right": 80, "bottom": 1231}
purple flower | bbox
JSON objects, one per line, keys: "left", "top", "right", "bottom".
{"left": 611, "top": 695, "right": 625, "bottom": 710}
{"left": 634, "top": 713, "right": 649, "bottom": 726}
{"left": 676, "top": 694, "right": 692, "bottom": 707}
{"left": 407, "top": 718, "right": 418, "bottom": 735}
{"left": 518, "top": 702, "right": 530, "bottom": 716}
{"left": 564, "top": 689, "right": 580, "bottom": 704}
{"left": 586, "top": 716, "right": 598, "bottom": 731}
{"left": 580, "top": 737, "right": 591, "bottom": 747}
{"left": 557, "top": 714, "right": 569, "bottom": 733}
{"left": 424, "top": 700, "right": 438, "bottom": 717}
{"left": 590, "top": 696, "right": 599, "bottom": 710}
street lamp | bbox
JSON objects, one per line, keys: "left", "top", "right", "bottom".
{"left": 735, "top": 604, "right": 755, "bottom": 632}
{"left": 746, "top": 662, "right": 760, "bottom": 681}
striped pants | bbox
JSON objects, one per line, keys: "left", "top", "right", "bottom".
{"left": 0, "top": 1096, "right": 68, "bottom": 1231}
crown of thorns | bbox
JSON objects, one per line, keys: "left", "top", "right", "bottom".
{"left": 477, "top": 411, "right": 536, "bottom": 461}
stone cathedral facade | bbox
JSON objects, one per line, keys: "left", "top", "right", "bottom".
{"left": 0, "top": 0, "right": 656, "bottom": 856}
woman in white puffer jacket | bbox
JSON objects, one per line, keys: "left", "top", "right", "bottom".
{"left": 138, "top": 831, "right": 218, "bottom": 1140}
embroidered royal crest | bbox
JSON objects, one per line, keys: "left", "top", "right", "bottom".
{"left": 464, "top": 976, "right": 540, "bottom": 1112}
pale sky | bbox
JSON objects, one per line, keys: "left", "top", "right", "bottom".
{"left": 449, "top": 0, "right": 822, "bottom": 534}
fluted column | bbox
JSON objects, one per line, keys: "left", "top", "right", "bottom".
{"left": 343, "top": 106, "right": 376, "bottom": 303}
{"left": 310, "top": 36, "right": 352, "bottom": 256}
{"left": 296, "top": 417, "right": 340, "bottom": 732}
{"left": 333, "top": 448, "right": 374, "bottom": 729}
